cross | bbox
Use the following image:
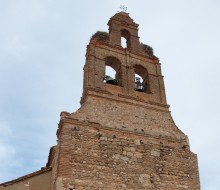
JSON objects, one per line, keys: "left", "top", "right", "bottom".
{"left": 120, "top": 5, "right": 127, "bottom": 12}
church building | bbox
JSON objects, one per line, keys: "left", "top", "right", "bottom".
{"left": 0, "top": 12, "right": 200, "bottom": 190}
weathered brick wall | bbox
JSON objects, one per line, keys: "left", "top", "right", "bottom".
{"left": 73, "top": 96, "right": 186, "bottom": 140}
{"left": 83, "top": 44, "right": 165, "bottom": 105}
{"left": 55, "top": 121, "right": 199, "bottom": 190}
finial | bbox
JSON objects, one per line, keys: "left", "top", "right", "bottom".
{"left": 120, "top": 5, "right": 127, "bottom": 12}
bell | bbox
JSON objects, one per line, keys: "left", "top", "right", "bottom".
{"left": 135, "top": 83, "right": 145, "bottom": 92}
{"left": 104, "top": 75, "right": 118, "bottom": 85}
{"left": 135, "top": 77, "right": 145, "bottom": 92}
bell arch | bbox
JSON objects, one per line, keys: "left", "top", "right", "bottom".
{"left": 104, "top": 56, "right": 122, "bottom": 86}
{"left": 121, "top": 29, "right": 131, "bottom": 49}
{"left": 134, "top": 64, "right": 150, "bottom": 93}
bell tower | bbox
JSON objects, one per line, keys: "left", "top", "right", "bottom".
{"left": 82, "top": 12, "right": 167, "bottom": 106}
{"left": 52, "top": 12, "right": 200, "bottom": 190}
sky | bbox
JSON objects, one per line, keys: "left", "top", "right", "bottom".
{"left": 0, "top": 0, "right": 220, "bottom": 189}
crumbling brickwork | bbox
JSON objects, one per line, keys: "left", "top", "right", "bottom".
{"left": 54, "top": 119, "right": 199, "bottom": 189}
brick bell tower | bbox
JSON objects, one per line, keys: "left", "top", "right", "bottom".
{"left": 52, "top": 12, "right": 200, "bottom": 189}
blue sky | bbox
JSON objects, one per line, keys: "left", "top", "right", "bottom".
{"left": 0, "top": 1, "right": 220, "bottom": 189}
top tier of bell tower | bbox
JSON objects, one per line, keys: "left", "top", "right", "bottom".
{"left": 108, "top": 12, "right": 142, "bottom": 52}
{"left": 81, "top": 12, "right": 167, "bottom": 109}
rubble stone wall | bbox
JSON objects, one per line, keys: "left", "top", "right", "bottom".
{"left": 55, "top": 122, "right": 200, "bottom": 190}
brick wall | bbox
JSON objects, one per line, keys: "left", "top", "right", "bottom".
{"left": 54, "top": 120, "right": 199, "bottom": 190}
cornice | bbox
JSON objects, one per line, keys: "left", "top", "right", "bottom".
{"left": 59, "top": 117, "right": 187, "bottom": 144}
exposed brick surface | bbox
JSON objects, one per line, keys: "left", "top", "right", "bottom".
{"left": 54, "top": 121, "right": 199, "bottom": 189}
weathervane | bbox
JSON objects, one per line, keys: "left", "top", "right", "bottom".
{"left": 120, "top": 5, "right": 127, "bottom": 12}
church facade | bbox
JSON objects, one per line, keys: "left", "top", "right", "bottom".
{"left": 0, "top": 12, "right": 200, "bottom": 190}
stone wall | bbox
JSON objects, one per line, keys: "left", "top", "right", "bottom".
{"left": 55, "top": 120, "right": 200, "bottom": 190}
{"left": 72, "top": 95, "right": 185, "bottom": 140}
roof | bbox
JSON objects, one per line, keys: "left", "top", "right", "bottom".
{"left": 0, "top": 167, "right": 51, "bottom": 187}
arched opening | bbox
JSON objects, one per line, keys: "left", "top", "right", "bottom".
{"left": 121, "top": 29, "right": 131, "bottom": 49}
{"left": 104, "top": 66, "right": 117, "bottom": 85}
{"left": 134, "top": 65, "right": 149, "bottom": 93}
{"left": 121, "top": 37, "right": 127, "bottom": 48}
{"left": 135, "top": 73, "right": 143, "bottom": 83}
{"left": 104, "top": 57, "right": 122, "bottom": 86}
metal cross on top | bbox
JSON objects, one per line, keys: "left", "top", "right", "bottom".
{"left": 120, "top": 5, "right": 127, "bottom": 12}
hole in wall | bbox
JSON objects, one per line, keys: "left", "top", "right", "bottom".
{"left": 134, "top": 65, "right": 149, "bottom": 93}
{"left": 121, "top": 37, "right": 127, "bottom": 48}
{"left": 135, "top": 73, "right": 143, "bottom": 83}
{"left": 121, "top": 29, "right": 131, "bottom": 49}
{"left": 106, "top": 66, "right": 116, "bottom": 78}
{"left": 104, "top": 66, "right": 118, "bottom": 85}
{"left": 104, "top": 56, "right": 122, "bottom": 86}
{"left": 135, "top": 73, "right": 145, "bottom": 92}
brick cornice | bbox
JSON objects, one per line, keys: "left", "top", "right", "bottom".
{"left": 60, "top": 117, "right": 187, "bottom": 144}
{"left": 81, "top": 88, "right": 170, "bottom": 112}
{"left": 88, "top": 42, "right": 159, "bottom": 64}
